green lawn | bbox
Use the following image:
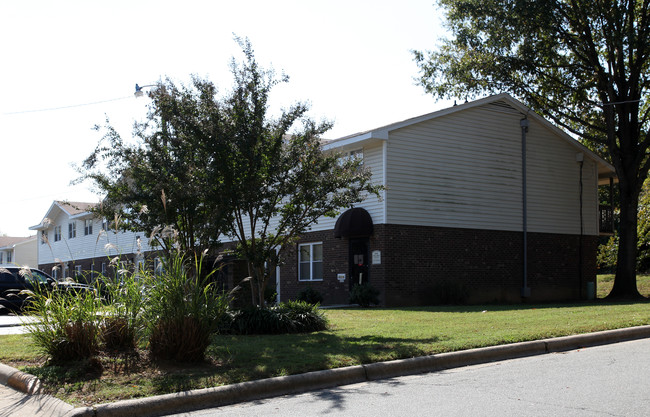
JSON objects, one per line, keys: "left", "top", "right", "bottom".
{"left": 1, "top": 299, "right": 650, "bottom": 406}
{"left": 597, "top": 273, "right": 650, "bottom": 298}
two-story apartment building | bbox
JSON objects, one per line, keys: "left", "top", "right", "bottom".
{"left": 29, "top": 94, "right": 615, "bottom": 305}
{"left": 246, "top": 93, "right": 616, "bottom": 306}
{"left": 29, "top": 201, "right": 156, "bottom": 281}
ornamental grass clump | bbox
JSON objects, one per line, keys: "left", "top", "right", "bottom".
{"left": 23, "top": 278, "right": 102, "bottom": 362}
{"left": 145, "top": 252, "right": 230, "bottom": 362}
{"left": 99, "top": 268, "right": 149, "bottom": 354}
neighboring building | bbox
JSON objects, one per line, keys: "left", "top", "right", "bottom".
{"left": 0, "top": 236, "right": 37, "bottom": 267}
{"left": 230, "top": 93, "right": 616, "bottom": 306}
{"left": 29, "top": 201, "right": 156, "bottom": 281}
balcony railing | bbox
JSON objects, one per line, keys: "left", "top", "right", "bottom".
{"left": 599, "top": 205, "right": 614, "bottom": 234}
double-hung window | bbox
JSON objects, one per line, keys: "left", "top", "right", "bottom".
{"left": 84, "top": 219, "right": 93, "bottom": 235}
{"left": 68, "top": 222, "right": 76, "bottom": 239}
{"left": 298, "top": 242, "right": 323, "bottom": 281}
{"left": 54, "top": 226, "right": 62, "bottom": 242}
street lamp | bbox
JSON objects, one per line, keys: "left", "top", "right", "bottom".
{"left": 134, "top": 83, "right": 156, "bottom": 98}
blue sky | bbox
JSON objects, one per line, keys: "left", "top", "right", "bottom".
{"left": 0, "top": 0, "right": 452, "bottom": 237}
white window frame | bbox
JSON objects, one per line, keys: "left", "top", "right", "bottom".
{"left": 41, "top": 230, "right": 48, "bottom": 245}
{"left": 69, "top": 222, "right": 76, "bottom": 239}
{"left": 54, "top": 226, "right": 62, "bottom": 242}
{"left": 75, "top": 265, "right": 82, "bottom": 279}
{"left": 298, "top": 242, "right": 323, "bottom": 282}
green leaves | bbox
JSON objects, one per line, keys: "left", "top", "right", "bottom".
{"left": 415, "top": 0, "right": 650, "bottom": 296}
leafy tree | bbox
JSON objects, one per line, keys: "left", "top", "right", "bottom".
{"left": 223, "top": 38, "right": 381, "bottom": 306}
{"left": 599, "top": 178, "right": 650, "bottom": 273}
{"left": 414, "top": 0, "right": 650, "bottom": 298}
{"left": 77, "top": 38, "right": 380, "bottom": 304}
{"left": 75, "top": 76, "right": 231, "bottom": 258}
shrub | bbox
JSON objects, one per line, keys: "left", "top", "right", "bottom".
{"left": 145, "top": 252, "right": 230, "bottom": 362}
{"left": 297, "top": 286, "right": 324, "bottom": 305}
{"left": 278, "top": 300, "right": 328, "bottom": 333}
{"left": 221, "top": 300, "right": 328, "bottom": 335}
{"left": 23, "top": 281, "right": 102, "bottom": 362}
{"left": 349, "top": 283, "right": 380, "bottom": 307}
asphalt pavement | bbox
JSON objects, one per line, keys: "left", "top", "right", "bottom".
{"left": 1, "top": 317, "right": 650, "bottom": 417}
{"left": 171, "top": 338, "right": 650, "bottom": 417}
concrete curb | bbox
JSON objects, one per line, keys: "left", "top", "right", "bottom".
{"left": 2, "top": 325, "right": 650, "bottom": 417}
{"left": 0, "top": 363, "right": 41, "bottom": 395}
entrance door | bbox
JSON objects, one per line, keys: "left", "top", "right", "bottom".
{"left": 349, "top": 238, "right": 369, "bottom": 289}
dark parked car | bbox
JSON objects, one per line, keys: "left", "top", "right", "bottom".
{"left": 0, "top": 265, "right": 92, "bottom": 313}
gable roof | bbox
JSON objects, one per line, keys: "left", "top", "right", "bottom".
{"left": 323, "top": 93, "right": 616, "bottom": 184}
{"left": 29, "top": 201, "right": 98, "bottom": 231}
{"left": 0, "top": 236, "right": 34, "bottom": 250}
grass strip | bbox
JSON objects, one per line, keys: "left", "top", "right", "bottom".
{"left": 1, "top": 298, "right": 649, "bottom": 406}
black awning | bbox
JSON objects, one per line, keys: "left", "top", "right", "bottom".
{"left": 334, "top": 207, "right": 374, "bottom": 238}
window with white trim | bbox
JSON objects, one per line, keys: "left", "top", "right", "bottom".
{"left": 54, "top": 226, "right": 62, "bottom": 242}
{"left": 298, "top": 242, "right": 323, "bottom": 281}
{"left": 41, "top": 230, "right": 48, "bottom": 245}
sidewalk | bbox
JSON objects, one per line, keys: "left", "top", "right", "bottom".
{"left": 0, "top": 315, "right": 37, "bottom": 328}
{"left": 2, "top": 325, "right": 650, "bottom": 417}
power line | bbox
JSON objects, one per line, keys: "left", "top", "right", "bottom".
{"left": 3, "top": 96, "right": 133, "bottom": 115}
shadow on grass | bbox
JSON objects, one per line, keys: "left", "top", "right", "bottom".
{"left": 146, "top": 331, "right": 441, "bottom": 394}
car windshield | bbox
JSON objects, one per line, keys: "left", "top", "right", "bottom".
{"left": 25, "top": 270, "right": 50, "bottom": 284}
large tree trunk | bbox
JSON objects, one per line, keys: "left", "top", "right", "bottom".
{"left": 609, "top": 181, "right": 642, "bottom": 299}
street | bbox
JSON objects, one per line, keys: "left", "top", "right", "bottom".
{"left": 163, "top": 338, "right": 650, "bottom": 417}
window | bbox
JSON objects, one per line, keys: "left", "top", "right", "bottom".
{"left": 0, "top": 253, "right": 3, "bottom": 264}
{"left": 6, "top": 252, "right": 11, "bottom": 264}
{"left": 102, "top": 219, "right": 109, "bottom": 232}
{"left": 154, "top": 257, "right": 163, "bottom": 276}
{"left": 54, "top": 226, "right": 62, "bottom": 242}
{"left": 75, "top": 265, "right": 82, "bottom": 279}
{"left": 340, "top": 148, "right": 364, "bottom": 167}
{"left": 69, "top": 222, "right": 76, "bottom": 239}
{"left": 101, "top": 262, "right": 106, "bottom": 275}
{"left": 298, "top": 242, "right": 323, "bottom": 281}
{"left": 84, "top": 219, "right": 93, "bottom": 236}
{"left": 40, "top": 230, "right": 48, "bottom": 245}
{"left": 52, "top": 267, "right": 58, "bottom": 279}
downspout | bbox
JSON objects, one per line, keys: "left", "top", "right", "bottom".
{"left": 577, "top": 153, "right": 584, "bottom": 298}
{"left": 520, "top": 117, "right": 531, "bottom": 298}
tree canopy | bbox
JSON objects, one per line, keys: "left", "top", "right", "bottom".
{"left": 77, "top": 38, "right": 380, "bottom": 304}
{"left": 414, "top": 0, "right": 650, "bottom": 298}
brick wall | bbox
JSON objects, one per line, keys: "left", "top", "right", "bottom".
{"left": 274, "top": 224, "right": 597, "bottom": 307}
{"left": 380, "top": 224, "right": 597, "bottom": 306}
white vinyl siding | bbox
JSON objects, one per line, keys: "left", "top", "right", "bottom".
{"left": 36, "top": 213, "right": 155, "bottom": 266}
{"left": 384, "top": 102, "right": 599, "bottom": 235}
{"left": 246, "top": 142, "right": 385, "bottom": 240}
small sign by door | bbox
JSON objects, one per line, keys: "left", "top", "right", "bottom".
{"left": 372, "top": 250, "right": 381, "bottom": 265}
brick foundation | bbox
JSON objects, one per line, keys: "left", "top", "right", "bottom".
{"left": 274, "top": 224, "right": 597, "bottom": 307}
